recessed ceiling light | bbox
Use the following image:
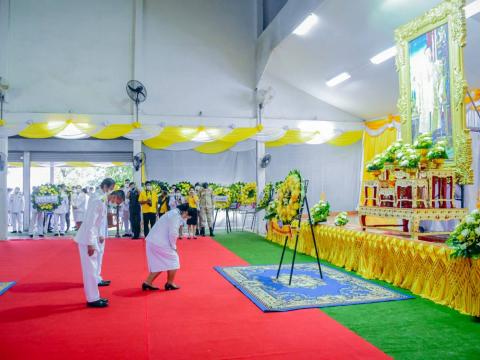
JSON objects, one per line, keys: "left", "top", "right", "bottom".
{"left": 293, "top": 14, "right": 318, "bottom": 36}
{"left": 370, "top": 46, "right": 398, "bottom": 65}
{"left": 326, "top": 72, "right": 351, "bottom": 87}
{"left": 465, "top": 0, "right": 480, "bottom": 18}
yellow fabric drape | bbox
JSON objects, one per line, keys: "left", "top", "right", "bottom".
{"left": 266, "top": 130, "right": 316, "bottom": 147}
{"left": 18, "top": 121, "right": 68, "bottom": 138}
{"left": 327, "top": 130, "right": 364, "bottom": 146}
{"left": 365, "top": 115, "right": 400, "bottom": 130}
{"left": 91, "top": 124, "right": 134, "bottom": 139}
{"left": 267, "top": 223, "right": 480, "bottom": 317}
{"left": 194, "top": 126, "right": 262, "bottom": 154}
{"left": 142, "top": 126, "right": 201, "bottom": 149}
{"left": 362, "top": 128, "right": 397, "bottom": 182}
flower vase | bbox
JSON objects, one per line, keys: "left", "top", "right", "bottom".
{"left": 371, "top": 170, "right": 381, "bottom": 178}
{"left": 432, "top": 158, "right": 445, "bottom": 169}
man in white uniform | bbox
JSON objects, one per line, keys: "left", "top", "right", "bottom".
{"left": 29, "top": 187, "right": 45, "bottom": 238}
{"left": 142, "top": 203, "right": 193, "bottom": 291}
{"left": 72, "top": 186, "right": 87, "bottom": 230}
{"left": 74, "top": 178, "right": 123, "bottom": 308}
{"left": 53, "top": 186, "right": 68, "bottom": 236}
{"left": 9, "top": 187, "right": 24, "bottom": 233}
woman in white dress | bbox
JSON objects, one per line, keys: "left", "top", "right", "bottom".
{"left": 72, "top": 186, "right": 87, "bottom": 230}
{"left": 142, "top": 203, "right": 193, "bottom": 291}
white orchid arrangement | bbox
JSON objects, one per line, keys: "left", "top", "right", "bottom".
{"left": 447, "top": 209, "right": 480, "bottom": 258}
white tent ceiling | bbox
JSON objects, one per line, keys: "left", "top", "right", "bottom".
{"left": 263, "top": 0, "right": 480, "bottom": 120}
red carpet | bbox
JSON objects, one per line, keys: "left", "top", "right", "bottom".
{"left": 0, "top": 237, "right": 389, "bottom": 359}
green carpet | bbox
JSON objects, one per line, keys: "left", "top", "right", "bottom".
{"left": 213, "top": 231, "right": 480, "bottom": 360}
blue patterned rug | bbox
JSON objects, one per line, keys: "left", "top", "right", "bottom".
{"left": 0, "top": 281, "right": 15, "bottom": 296}
{"left": 215, "top": 263, "right": 413, "bottom": 312}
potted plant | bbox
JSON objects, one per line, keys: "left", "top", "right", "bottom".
{"left": 447, "top": 209, "right": 480, "bottom": 258}
{"left": 426, "top": 139, "right": 448, "bottom": 168}
{"left": 366, "top": 155, "right": 385, "bottom": 177}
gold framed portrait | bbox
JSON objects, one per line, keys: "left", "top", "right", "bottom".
{"left": 395, "top": 0, "right": 473, "bottom": 184}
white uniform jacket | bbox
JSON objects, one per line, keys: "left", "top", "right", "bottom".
{"left": 146, "top": 208, "right": 182, "bottom": 250}
{"left": 54, "top": 193, "right": 69, "bottom": 214}
{"left": 9, "top": 193, "right": 25, "bottom": 213}
{"left": 74, "top": 192, "right": 107, "bottom": 248}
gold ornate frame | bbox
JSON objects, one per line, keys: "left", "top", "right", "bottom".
{"left": 395, "top": 0, "right": 473, "bottom": 184}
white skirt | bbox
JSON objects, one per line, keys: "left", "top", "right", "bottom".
{"left": 146, "top": 241, "right": 180, "bottom": 272}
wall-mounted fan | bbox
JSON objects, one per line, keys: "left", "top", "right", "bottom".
{"left": 133, "top": 152, "right": 146, "bottom": 171}
{"left": 126, "top": 80, "right": 147, "bottom": 123}
{"left": 260, "top": 153, "right": 272, "bottom": 168}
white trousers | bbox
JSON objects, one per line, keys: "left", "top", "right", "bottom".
{"left": 29, "top": 211, "right": 45, "bottom": 236}
{"left": 96, "top": 239, "right": 105, "bottom": 283}
{"left": 122, "top": 212, "right": 130, "bottom": 234}
{"left": 53, "top": 213, "right": 66, "bottom": 233}
{"left": 78, "top": 244, "right": 100, "bottom": 303}
{"left": 11, "top": 212, "right": 23, "bottom": 232}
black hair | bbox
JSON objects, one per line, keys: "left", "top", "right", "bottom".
{"left": 82, "top": 188, "right": 88, "bottom": 194}
{"left": 124, "top": 179, "right": 130, "bottom": 182}
{"left": 100, "top": 178, "right": 116, "bottom": 189}
{"left": 202, "top": 182, "right": 208, "bottom": 189}
{"left": 145, "top": 181, "right": 151, "bottom": 186}
{"left": 129, "top": 182, "right": 135, "bottom": 187}
{"left": 110, "top": 190, "right": 125, "bottom": 201}
{"left": 177, "top": 203, "right": 190, "bottom": 213}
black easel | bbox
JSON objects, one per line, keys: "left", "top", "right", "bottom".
{"left": 213, "top": 208, "right": 232, "bottom": 233}
{"left": 276, "top": 179, "right": 323, "bottom": 285}
{"left": 115, "top": 205, "right": 120, "bottom": 238}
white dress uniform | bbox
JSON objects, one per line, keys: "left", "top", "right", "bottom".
{"left": 74, "top": 192, "right": 108, "bottom": 302}
{"left": 145, "top": 208, "right": 182, "bottom": 272}
{"left": 53, "top": 193, "right": 69, "bottom": 234}
{"left": 9, "top": 191, "right": 25, "bottom": 232}
{"left": 29, "top": 204, "right": 44, "bottom": 237}
{"left": 72, "top": 192, "right": 87, "bottom": 223}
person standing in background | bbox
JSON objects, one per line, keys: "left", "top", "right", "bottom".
{"left": 9, "top": 187, "right": 24, "bottom": 234}
{"left": 72, "top": 186, "right": 87, "bottom": 230}
{"left": 139, "top": 181, "right": 158, "bottom": 237}
{"left": 7, "top": 188, "right": 12, "bottom": 228}
{"left": 186, "top": 188, "right": 199, "bottom": 239}
{"left": 128, "top": 182, "right": 141, "bottom": 239}
{"left": 29, "top": 187, "right": 44, "bottom": 238}
{"left": 199, "top": 183, "right": 215, "bottom": 237}
{"left": 158, "top": 190, "right": 169, "bottom": 218}
{"left": 53, "top": 185, "right": 68, "bottom": 236}
{"left": 121, "top": 179, "right": 131, "bottom": 237}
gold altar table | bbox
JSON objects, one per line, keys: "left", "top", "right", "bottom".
{"left": 358, "top": 206, "right": 468, "bottom": 238}
{"left": 266, "top": 221, "right": 480, "bottom": 317}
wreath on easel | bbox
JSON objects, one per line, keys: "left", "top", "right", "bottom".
{"left": 31, "top": 184, "right": 62, "bottom": 212}
{"left": 257, "top": 183, "right": 273, "bottom": 210}
{"left": 275, "top": 170, "right": 304, "bottom": 225}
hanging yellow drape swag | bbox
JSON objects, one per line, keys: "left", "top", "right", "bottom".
{"left": 195, "top": 126, "right": 262, "bottom": 154}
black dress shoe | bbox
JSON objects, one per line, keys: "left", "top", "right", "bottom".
{"left": 11, "top": 231, "right": 17, "bottom": 234}
{"left": 142, "top": 282, "right": 159, "bottom": 291}
{"left": 30, "top": 234, "right": 33, "bottom": 238}
{"left": 87, "top": 299, "right": 108, "bottom": 308}
{"left": 39, "top": 234, "right": 44, "bottom": 237}
{"left": 98, "top": 280, "right": 111, "bottom": 287}
{"left": 165, "top": 283, "right": 180, "bottom": 291}
{"left": 100, "top": 298, "right": 109, "bottom": 303}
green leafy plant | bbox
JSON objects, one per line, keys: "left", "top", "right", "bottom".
{"left": 413, "top": 133, "right": 433, "bottom": 149}
{"left": 258, "top": 183, "right": 273, "bottom": 210}
{"left": 310, "top": 200, "right": 330, "bottom": 224}
{"left": 366, "top": 155, "right": 385, "bottom": 172}
{"left": 334, "top": 212, "right": 349, "bottom": 226}
{"left": 447, "top": 209, "right": 480, "bottom": 258}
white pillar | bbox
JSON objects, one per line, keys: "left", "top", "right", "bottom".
{"left": 133, "top": 140, "right": 142, "bottom": 186}
{"left": 0, "top": 137, "right": 8, "bottom": 240}
{"left": 23, "top": 151, "right": 31, "bottom": 232}
{"left": 256, "top": 104, "right": 266, "bottom": 235}
{"left": 50, "top": 162, "right": 54, "bottom": 183}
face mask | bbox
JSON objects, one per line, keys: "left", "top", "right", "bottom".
{"left": 146, "top": 186, "right": 152, "bottom": 191}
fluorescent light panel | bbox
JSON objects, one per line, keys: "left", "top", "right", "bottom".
{"left": 326, "top": 72, "right": 351, "bottom": 87}
{"left": 465, "top": 0, "right": 480, "bottom": 18}
{"left": 370, "top": 46, "right": 398, "bottom": 64}
{"left": 293, "top": 14, "right": 318, "bottom": 36}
